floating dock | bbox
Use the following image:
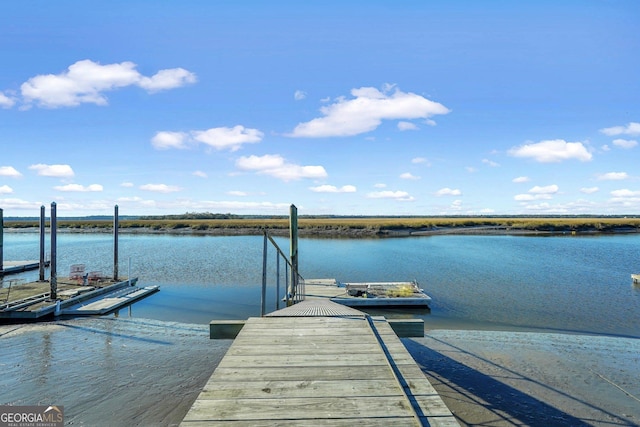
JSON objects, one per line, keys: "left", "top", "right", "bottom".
{"left": 304, "top": 278, "right": 432, "bottom": 308}
{"left": 0, "top": 260, "right": 49, "bottom": 276}
{"left": 183, "top": 299, "right": 458, "bottom": 426}
{"left": 0, "top": 276, "right": 157, "bottom": 319}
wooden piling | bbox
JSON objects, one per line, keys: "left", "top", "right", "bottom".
{"left": 50, "top": 202, "right": 57, "bottom": 300}
{"left": 113, "top": 205, "right": 119, "bottom": 281}
{"left": 39, "top": 205, "right": 45, "bottom": 281}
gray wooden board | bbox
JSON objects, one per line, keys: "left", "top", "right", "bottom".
{"left": 181, "top": 419, "right": 421, "bottom": 427}
{"left": 197, "top": 379, "right": 403, "bottom": 399}
{"left": 198, "top": 379, "right": 442, "bottom": 400}
{"left": 183, "top": 396, "right": 414, "bottom": 421}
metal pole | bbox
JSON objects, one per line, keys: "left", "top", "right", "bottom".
{"left": 276, "top": 252, "right": 280, "bottom": 310}
{"left": 289, "top": 204, "right": 298, "bottom": 303}
{"left": 39, "top": 205, "right": 45, "bottom": 281}
{"left": 50, "top": 202, "right": 57, "bottom": 300}
{"left": 261, "top": 231, "right": 268, "bottom": 316}
{"left": 285, "top": 265, "right": 290, "bottom": 306}
{"left": 0, "top": 208, "right": 3, "bottom": 274}
{"left": 113, "top": 205, "right": 119, "bottom": 281}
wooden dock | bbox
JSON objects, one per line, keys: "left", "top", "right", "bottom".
{"left": 0, "top": 277, "right": 151, "bottom": 319}
{"left": 181, "top": 300, "right": 458, "bottom": 426}
{"left": 0, "top": 260, "right": 47, "bottom": 276}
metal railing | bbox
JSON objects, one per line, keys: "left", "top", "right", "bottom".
{"left": 261, "top": 230, "right": 305, "bottom": 316}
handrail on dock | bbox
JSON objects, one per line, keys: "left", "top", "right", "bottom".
{"left": 261, "top": 229, "right": 305, "bottom": 316}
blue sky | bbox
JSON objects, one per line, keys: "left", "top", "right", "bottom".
{"left": 1, "top": 1, "right": 639, "bottom": 217}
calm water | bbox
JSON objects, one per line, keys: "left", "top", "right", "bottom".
{"left": 2, "top": 232, "right": 639, "bottom": 337}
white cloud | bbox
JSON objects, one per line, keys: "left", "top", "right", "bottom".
{"left": 514, "top": 184, "right": 558, "bottom": 201}
{"left": 482, "top": 158, "right": 500, "bottom": 167}
{"left": 600, "top": 122, "right": 640, "bottom": 136}
{"left": 0, "top": 185, "right": 13, "bottom": 194}
{"left": 152, "top": 126, "right": 264, "bottom": 152}
{"left": 514, "top": 194, "right": 536, "bottom": 201}
{"left": 374, "top": 183, "right": 387, "bottom": 188}
{"left": 397, "top": 121, "right": 418, "bottom": 131}
{"left": 192, "top": 170, "right": 208, "bottom": 178}
{"left": 0, "top": 198, "right": 43, "bottom": 210}
{"left": 19, "top": 60, "right": 196, "bottom": 108}
{"left": 450, "top": 200, "right": 463, "bottom": 210}
{"left": 0, "top": 166, "right": 22, "bottom": 178}
{"left": 236, "top": 154, "right": 327, "bottom": 181}
{"left": 366, "top": 190, "right": 414, "bottom": 201}
{"left": 287, "top": 85, "right": 450, "bottom": 137}
{"left": 191, "top": 126, "right": 263, "bottom": 151}
{"left": 180, "top": 200, "right": 291, "bottom": 213}
{"left": 29, "top": 164, "right": 74, "bottom": 177}
{"left": 137, "top": 67, "right": 197, "bottom": 92}
{"left": 139, "top": 183, "right": 181, "bottom": 193}
{"left": 399, "top": 172, "right": 420, "bottom": 180}
{"left": 601, "top": 144, "right": 611, "bottom": 151}
{"left": 508, "top": 139, "right": 592, "bottom": 162}
{"left": 120, "top": 182, "right": 134, "bottom": 188}
{"left": 227, "top": 190, "right": 248, "bottom": 196}
{"left": 466, "top": 167, "right": 478, "bottom": 173}
{"left": 309, "top": 184, "right": 356, "bottom": 193}
{"left": 411, "top": 157, "right": 429, "bottom": 165}
{"left": 580, "top": 187, "right": 599, "bottom": 194}
{"left": 436, "top": 188, "right": 461, "bottom": 196}
{"left": 612, "top": 138, "right": 637, "bottom": 149}
{"left": 597, "top": 172, "right": 629, "bottom": 181}
{"left": 512, "top": 176, "right": 530, "bottom": 183}
{"left": 0, "top": 92, "right": 16, "bottom": 108}
{"left": 151, "top": 131, "right": 189, "bottom": 150}
{"left": 117, "top": 196, "right": 144, "bottom": 204}
{"left": 529, "top": 184, "right": 559, "bottom": 194}
{"left": 53, "top": 183, "right": 103, "bottom": 192}
{"left": 610, "top": 189, "right": 640, "bottom": 197}
{"left": 294, "top": 90, "right": 306, "bottom": 101}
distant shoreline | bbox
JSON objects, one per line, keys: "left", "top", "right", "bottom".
{"left": 4, "top": 224, "right": 640, "bottom": 238}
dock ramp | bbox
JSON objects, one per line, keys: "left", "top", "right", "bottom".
{"left": 181, "top": 300, "right": 458, "bottom": 426}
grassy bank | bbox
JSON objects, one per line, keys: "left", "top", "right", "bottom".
{"left": 4, "top": 216, "right": 640, "bottom": 237}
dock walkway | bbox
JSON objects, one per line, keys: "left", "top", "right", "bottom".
{"left": 181, "top": 300, "right": 458, "bottom": 426}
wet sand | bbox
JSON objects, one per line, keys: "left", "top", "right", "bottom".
{"left": 1, "top": 319, "right": 639, "bottom": 426}
{"left": 406, "top": 331, "right": 640, "bottom": 426}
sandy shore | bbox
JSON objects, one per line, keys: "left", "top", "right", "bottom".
{"left": 1, "top": 319, "right": 639, "bottom": 426}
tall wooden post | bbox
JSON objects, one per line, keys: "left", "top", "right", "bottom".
{"left": 113, "top": 205, "right": 119, "bottom": 281}
{"left": 50, "top": 202, "right": 57, "bottom": 300}
{"left": 288, "top": 204, "right": 298, "bottom": 302}
{"left": 39, "top": 205, "right": 45, "bottom": 281}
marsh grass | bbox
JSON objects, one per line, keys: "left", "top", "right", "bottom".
{"left": 4, "top": 217, "right": 640, "bottom": 234}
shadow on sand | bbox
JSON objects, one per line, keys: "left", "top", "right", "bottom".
{"left": 403, "top": 336, "right": 634, "bottom": 426}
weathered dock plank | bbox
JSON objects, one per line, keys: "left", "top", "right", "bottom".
{"left": 181, "top": 302, "right": 458, "bottom": 426}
